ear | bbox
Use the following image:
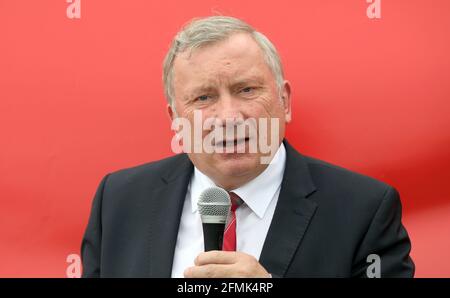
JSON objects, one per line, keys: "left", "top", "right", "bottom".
{"left": 281, "top": 80, "right": 292, "bottom": 123}
{"left": 167, "top": 104, "right": 175, "bottom": 122}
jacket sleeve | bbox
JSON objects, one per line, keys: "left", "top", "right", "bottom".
{"left": 80, "top": 174, "right": 110, "bottom": 278}
{"left": 352, "top": 186, "right": 415, "bottom": 278}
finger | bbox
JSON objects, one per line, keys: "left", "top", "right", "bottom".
{"left": 184, "top": 264, "right": 233, "bottom": 278}
{"left": 194, "top": 251, "right": 238, "bottom": 266}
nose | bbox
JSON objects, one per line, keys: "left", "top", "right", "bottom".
{"left": 214, "top": 92, "right": 244, "bottom": 126}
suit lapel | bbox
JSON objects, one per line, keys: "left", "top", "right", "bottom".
{"left": 147, "top": 154, "right": 193, "bottom": 277}
{"left": 259, "top": 140, "right": 318, "bottom": 277}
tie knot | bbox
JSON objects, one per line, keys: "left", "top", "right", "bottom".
{"left": 228, "top": 192, "right": 243, "bottom": 212}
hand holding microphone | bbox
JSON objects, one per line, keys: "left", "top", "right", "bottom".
{"left": 185, "top": 187, "right": 271, "bottom": 278}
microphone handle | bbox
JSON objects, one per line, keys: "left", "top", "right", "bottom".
{"left": 202, "top": 223, "right": 226, "bottom": 251}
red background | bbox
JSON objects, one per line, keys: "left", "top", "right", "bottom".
{"left": 1, "top": 0, "right": 449, "bottom": 277}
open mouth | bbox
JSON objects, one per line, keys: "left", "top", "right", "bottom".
{"left": 220, "top": 137, "right": 250, "bottom": 147}
{"left": 215, "top": 137, "right": 250, "bottom": 148}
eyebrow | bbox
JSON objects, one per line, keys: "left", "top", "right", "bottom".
{"left": 184, "top": 84, "right": 216, "bottom": 101}
{"left": 184, "top": 75, "right": 266, "bottom": 101}
{"left": 230, "top": 76, "right": 265, "bottom": 88}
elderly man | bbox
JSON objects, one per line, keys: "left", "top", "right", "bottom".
{"left": 81, "top": 16, "right": 414, "bottom": 278}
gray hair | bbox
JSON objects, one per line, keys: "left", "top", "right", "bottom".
{"left": 162, "top": 16, "right": 285, "bottom": 108}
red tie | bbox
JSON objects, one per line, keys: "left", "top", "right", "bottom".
{"left": 222, "top": 192, "right": 243, "bottom": 251}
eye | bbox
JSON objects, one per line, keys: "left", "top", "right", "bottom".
{"left": 196, "top": 95, "right": 210, "bottom": 101}
{"left": 240, "top": 87, "right": 254, "bottom": 93}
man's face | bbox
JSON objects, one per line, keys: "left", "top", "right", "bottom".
{"left": 169, "top": 32, "right": 291, "bottom": 187}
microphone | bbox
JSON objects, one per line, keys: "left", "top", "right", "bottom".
{"left": 197, "top": 186, "right": 231, "bottom": 251}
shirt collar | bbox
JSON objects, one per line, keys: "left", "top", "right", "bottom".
{"left": 190, "top": 143, "right": 287, "bottom": 219}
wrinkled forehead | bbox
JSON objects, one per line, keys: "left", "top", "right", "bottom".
{"left": 172, "top": 33, "right": 273, "bottom": 90}
{"left": 176, "top": 33, "right": 267, "bottom": 70}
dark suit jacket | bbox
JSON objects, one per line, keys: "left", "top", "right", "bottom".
{"left": 81, "top": 140, "right": 414, "bottom": 277}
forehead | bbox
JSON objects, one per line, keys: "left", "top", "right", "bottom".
{"left": 172, "top": 33, "right": 273, "bottom": 89}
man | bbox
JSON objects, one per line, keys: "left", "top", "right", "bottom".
{"left": 81, "top": 16, "right": 414, "bottom": 278}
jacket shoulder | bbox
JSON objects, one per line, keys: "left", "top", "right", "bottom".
{"left": 105, "top": 153, "right": 191, "bottom": 189}
{"left": 302, "top": 155, "right": 395, "bottom": 206}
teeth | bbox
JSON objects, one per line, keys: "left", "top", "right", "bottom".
{"left": 216, "top": 138, "right": 248, "bottom": 146}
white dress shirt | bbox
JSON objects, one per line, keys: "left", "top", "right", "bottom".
{"left": 171, "top": 143, "right": 287, "bottom": 278}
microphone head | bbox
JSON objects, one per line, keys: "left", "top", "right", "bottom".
{"left": 197, "top": 187, "right": 231, "bottom": 224}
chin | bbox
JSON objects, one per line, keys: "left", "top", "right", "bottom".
{"left": 215, "top": 153, "right": 260, "bottom": 177}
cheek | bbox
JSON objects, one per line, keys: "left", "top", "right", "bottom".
{"left": 251, "top": 96, "right": 283, "bottom": 119}
{"left": 179, "top": 103, "right": 194, "bottom": 118}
